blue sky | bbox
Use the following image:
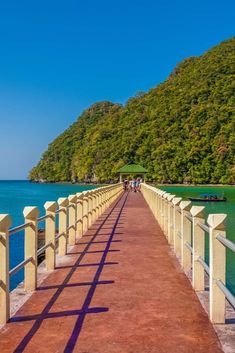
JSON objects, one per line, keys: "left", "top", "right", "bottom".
{"left": 0, "top": 0, "right": 234, "bottom": 179}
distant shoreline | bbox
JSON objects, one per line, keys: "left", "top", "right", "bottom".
{"left": 1, "top": 180, "right": 233, "bottom": 187}
{"left": 156, "top": 183, "right": 235, "bottom": 187}
{"left": 28, "top": 180, "right": 235, "bottom": 187}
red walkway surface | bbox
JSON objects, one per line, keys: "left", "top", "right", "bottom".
{"left": 0, "top": 192, "right": 223, "bottom": 353}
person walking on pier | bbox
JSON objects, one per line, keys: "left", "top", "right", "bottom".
{"left": 123, "top": 179, "right": 129, "bottom": 191}
{"left": 130, "top": 179, "right": 136, "bottom": 192}
{"left": 136, "top": 178, "right": 141, "bottom": 192}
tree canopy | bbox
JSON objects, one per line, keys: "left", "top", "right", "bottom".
{"left": 29, "top": 37, "right": 235, "bottom": 184}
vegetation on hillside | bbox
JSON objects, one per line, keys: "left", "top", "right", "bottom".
{"left": 29, "top": 37, "right": 235, "bottom": 184}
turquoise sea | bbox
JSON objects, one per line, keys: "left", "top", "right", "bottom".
{"left": 0, "top": 181, "right": 98, "bottom": 290}
{"left": 1, "top": 182, "right": 235, "bottom": 294}
{"left": 159, "top": 185, "right": 235, "bottom": 294}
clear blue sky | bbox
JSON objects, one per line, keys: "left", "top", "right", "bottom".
{"left": 0, "top": 0, "right": 234, "bottom": 179}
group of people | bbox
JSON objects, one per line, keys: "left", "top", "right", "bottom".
{"left": 123, "top": 178, "right": 143, "bottom": 192}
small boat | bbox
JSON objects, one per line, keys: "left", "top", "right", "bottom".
{"left": 189, "top": 193, "right": 227, "bottom": 202}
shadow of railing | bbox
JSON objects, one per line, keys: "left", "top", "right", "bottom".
{"left": 10, "top": 191, "right": 128, "bottom": 353}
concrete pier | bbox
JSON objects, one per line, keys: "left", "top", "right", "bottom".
{"left": 0, "top": 192, "right": 222, "bottom": 353}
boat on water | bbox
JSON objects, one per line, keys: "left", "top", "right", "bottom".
{"left": 188, "top": 193, "right": 227, "bottom": 202}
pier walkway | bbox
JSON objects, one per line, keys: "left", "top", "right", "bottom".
{"left": 0, "top": 192, "right": 222, "bottom": 353}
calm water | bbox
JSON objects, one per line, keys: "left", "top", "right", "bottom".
{"left": 2, "top": 182, "right": 235, "bottom": 293}
{"left": 0, "top": 180, "right": 98, "bottom": 290}
{"left": 158, "top": 185, "right": 235, "bottom": 294}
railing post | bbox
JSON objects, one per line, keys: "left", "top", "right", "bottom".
{"left": 108, "top": 187, "right": 112, "bottom": 207}
{"left": 208, "top": 214, "right": 227, "bottom": 323}
{"left": 23, "top": 206, "right": 39, "bottom": 291}
{"left": 151, "top": 189, "right": 155, "bottom": 214}
{"left": 92, "top": 190, "right": 98, "bottom": 223}
{"left": 109, "top": 187, "right": 112, "bottom": 206}
{"left": 167, "top": 194, "right": 175, "bottom": 244}
{"left": 82, "top": 192, "right": 89, "bottom": 233}
{"left": 57, "top": 198, "right": 68, "bottom": 256}
{"left": 172, "top": 197, "right": 182, "bottom": 256}
{"left": 44, "top": 201, "right": 57, "bottom": 271}
{"left": 107, "top": 187, "right": 111, "bottom": 207}
{"left": 163, "top": 193, "right": 170, "bottom": 236}
{"left": 0, "top": 214, "right": 11, "bottom": 325}
{"left": 105, "top": 188, "right": 109, "bottom": 209}
{"left": 156, "top": 191, "right": 162, "bottom": 223}
{"left": 159, "top": 191, "right": 166, "bottom": 229}
{"left": 191, "top": 206, "right": 205, "bottom": 291}
{"left": 180, "top": 201, "right": 192, "bottom": 271}
{"left": 76, "top": 193, "right": 83, "bottom": 239}
{"left": 152, "top": 190, "right": 157, "bottom": 220}
{"left": 68, "top": 194, "right": 77, "bottom": 246}
{"left": 143, "top": 185, "right": 148, "bottom": 206}
{"left": 155, "top": 190, "right": 159, "bottom": 221}
{"left": 148, "top": 188, "right": 153, "bottom": 213}
{"left": 103, "top": 188, "right": 107, "bottom": 212}
{"left": 91, "top": 190, "right": 96, "bottom": 225}
{"left": 104, "top": 187, "right": 108, "bottom": 211}
{"left": 97, "top": 190, "right": 102, "bottom": 217}
{"left": 99, "top": 189, "right": 103, "bottom": 214}
{"left": 95, "top": 190, "right": 100, "bottom": 219}
{"left": 87, "top": 192, "right": 92, "bottom": 227}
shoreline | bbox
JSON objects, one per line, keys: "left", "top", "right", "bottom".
{"left": 156, "top": 183, "right": 235, "bottom": 187}
{"left": 29, "top": 180, "right": 235, "bottom": 187}
{"left": 2, "top": 180, "right": 234, "bottom": 187}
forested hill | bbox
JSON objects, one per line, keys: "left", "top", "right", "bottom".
{"left": 29, "top": 37, "right": 235, "bottom": 184}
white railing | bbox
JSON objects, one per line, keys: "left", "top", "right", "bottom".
{"left": 142, "top": 183, "right": 234, "bottom": 324}
{"left": 0, "top": 183, "right": 123, "bottom": 325}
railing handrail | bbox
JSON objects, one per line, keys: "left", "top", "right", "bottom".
{"left": 185, "top": 241, "right": 193, "bottom": 253}
{"left": 216, "top": 279, "right": 235, "bottom": 309}
{"left": 9, "top": 256, "right": 33, "bottom": 277}
{"left": 198, "top": 222, "right": 209, "bottom": 233}
{"left": 185, "top": 214, "right": 193, "bottom": 222}
{"left": 37, "top": 242, "right": 52, "bottom": 256}
{"left": 9, "top": 222, "right": 33, "bottom": 236}
{"left": 217, "top": 234, "right": 235, "bottom": 252}
{"left": 37, "top": 214, "right": 52, "bottom": 223}
{"left": 197, "top": 256, "right": 210, "bottom": 276}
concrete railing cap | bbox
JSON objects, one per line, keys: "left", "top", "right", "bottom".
{"left": 207, "top": 214, "right": 227, "bottom": 230}
{"left": 180, "top": 200, "right": 191, "bottom": 211}
{"left": 68, "top": 194, "right": 77, "bottom": 203}
{"left": 163, "top": 193, "right": 170, "bottom": 199}
{"left": 57, "top": 197, "right": 69, "bottom": 207}
{"left": 0, "top": 214, "right": 12, "bottom": 231}
{"left": 190, "top": 206, "right": 205, "bottom": 218}
{"left": 44, "top": 201, "right": 57, "bottom": 212}
{"left": 23, "top": 206, "right": 39, "bottom": 219}
{"left": 167, "top": 194, "right": 175, "bottom": 201}
{"left": 172, "top": 197, "right": 182, "bottom": 205}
